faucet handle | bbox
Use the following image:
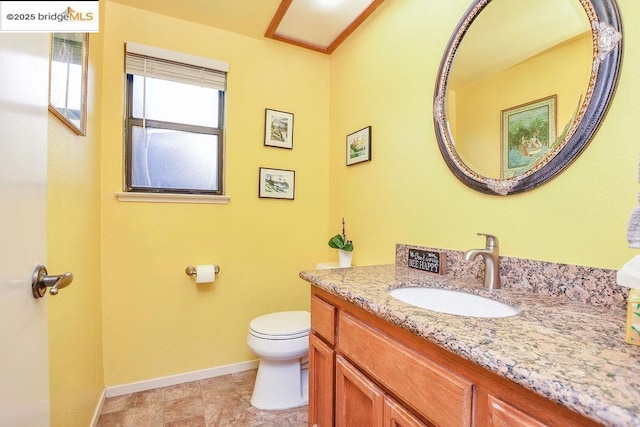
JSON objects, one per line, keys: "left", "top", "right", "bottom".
{"left": 477, "top": 233, "right": 499, "bottom": 249}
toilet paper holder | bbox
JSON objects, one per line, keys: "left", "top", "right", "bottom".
{"left": 185, "top": 265, "right": 220, "bottom": 277}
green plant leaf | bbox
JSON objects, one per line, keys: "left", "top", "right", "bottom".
{"left": 343, "top": 242, "right": 354, "bottom": 252}
{"left": 328, "top": 234, "right": 345, "bottom": 249}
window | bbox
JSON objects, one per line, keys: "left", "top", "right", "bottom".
{"left": 124, "top": 43, "right": 228, "bottom": 195}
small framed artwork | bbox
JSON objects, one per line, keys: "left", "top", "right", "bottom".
{"left": 264, "top": 108, "right": 294, "bottom": 149}
{"left": 259, "top": 167, "right": 295, "bottom": 200}
{"left": 501, "top": 95, "right": 556, "bottom": 178}
{"left": 346, "top": 126, "right": 372, "bottom": 166}
{"left": 49, "top": 32, "right": 88, "bottom": 136}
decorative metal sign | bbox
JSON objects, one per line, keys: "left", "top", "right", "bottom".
{"left": 408, "top": 249, "right": 446, "bottom": 275}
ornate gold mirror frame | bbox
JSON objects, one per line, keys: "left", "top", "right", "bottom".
{"left": 433, "top": 0, "right": 622, "bottom": 195}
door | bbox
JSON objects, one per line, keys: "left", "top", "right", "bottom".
{"left": 0, "top": 33, "right": 50, "bottom": 425}
{"left": 335, "top": 356, "right": 384, "bottom": 427}
{"left": 309, "top": 333, "right": 335, "bottom": 427}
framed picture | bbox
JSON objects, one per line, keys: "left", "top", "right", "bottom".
{"left": 259, "top": 167, "right": 295, "bottom": 200}
{"left": 49, "top": 32, "right": 88, "bottom": 136}
{"left": 264, "top": 109, "right": 294, "bottom": 149}
{"left": 501, "top": 95, "right": 556, "bottom": 178}
{"left": 346, "top": 126, "right": 372, "bottom": 166}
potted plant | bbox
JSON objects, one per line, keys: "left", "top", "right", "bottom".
{"left": 328, "top": 218, "right": 354, "bottom": 267}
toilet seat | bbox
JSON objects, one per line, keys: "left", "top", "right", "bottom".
{"left": 249, "top": 311, "right": 310, "bottom": 340}
{"left": 249, "top": 329, "right": 309, "bottom": 340}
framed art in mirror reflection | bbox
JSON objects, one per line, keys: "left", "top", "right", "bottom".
{"left": 501, "top": 95, "right": 556, "bottom": 179}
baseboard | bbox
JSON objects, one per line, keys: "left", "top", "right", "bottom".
{"left": 90, "top": 388, "right": 106, "bottom": 427}
{"left": 104, "top": 359, "right": 259, "bottom": 398}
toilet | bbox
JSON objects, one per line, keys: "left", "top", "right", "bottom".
{"left": 247, "top": 310, "right": 310, "bottom": 410}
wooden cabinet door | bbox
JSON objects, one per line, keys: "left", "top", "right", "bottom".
{"left": 483, "top": 393, "right": 547, "bottom": 427}
{"left": 336, "top": 356, "right": 384, "bottom": 427}
{"left": 475, "top": 388, "right": 600, "bottom": 427}
{"left": 309, "top": 333, "right": 335, "bottom": 427}
{"left": 384, "top": 396, "right": 428, "bottom": 427}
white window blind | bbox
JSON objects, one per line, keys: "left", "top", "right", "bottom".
{"left": 125, "top": 42, "right": 227, "bottom": 91}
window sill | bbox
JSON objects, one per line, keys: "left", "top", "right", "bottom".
{"left": 115, "top": 192, "right": 230, "bottom": 204}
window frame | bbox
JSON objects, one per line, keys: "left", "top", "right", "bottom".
{"left": 123, "top": 58, "right": 226, "bottom": 196}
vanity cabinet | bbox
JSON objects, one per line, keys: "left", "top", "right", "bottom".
{"left": 309, "top": 286, "right": 600, "bottom": 427}
{"left": 338, "top": 311, "right": 471, "bottom": 426}
{"left": 336, "top": 355, "right": 428, "bottom": 427}
{"left": 309, "top": 295, "right": 336, "bottom": 426}
{"left": 309, "top": 333, "right": 334, "bottom": 426}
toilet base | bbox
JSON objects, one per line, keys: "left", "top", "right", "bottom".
{"left": 250, "top": 357, "right": 308, "bottom": 410}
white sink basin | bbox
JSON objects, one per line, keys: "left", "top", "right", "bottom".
{"left": 388, "top": 287, "right": 519, "bottom": 318}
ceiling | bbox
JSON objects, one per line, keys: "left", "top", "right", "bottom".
{"left": 108, "top": 0, "right": 385, "bottom": 54}
{"left": 448, "top": 0, "right": 591, "bottom": 90}
{"left": 107, "top": 0, "right": 590, "bottom": 68}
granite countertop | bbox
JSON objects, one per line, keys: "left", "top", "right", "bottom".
{"left": 300, "top": 263, "right": 640, "bottom": 427}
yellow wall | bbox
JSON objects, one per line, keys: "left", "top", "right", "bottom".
{"left": 329, "top": 0, "right": 639, "bottom": 270}
{"left": 47, "top": 6, "right": 105, "bottom": 425}
{"left": 99, "top": 2, "right": 330, "bottom": 385}
{"left": 44, "top": 0, "right": 640, "bottom": 421}
{"left": 454, "top": 33, "right": 592, "bottom": 177}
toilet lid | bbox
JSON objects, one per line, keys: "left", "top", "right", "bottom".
{"left": 249, "top": 311, "right": 310, "bottom": 339}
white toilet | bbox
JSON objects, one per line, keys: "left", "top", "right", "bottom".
{"left": 247, "top": 310, "right": 310, "bottom": 410}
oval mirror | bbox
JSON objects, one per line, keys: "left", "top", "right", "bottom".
{"left": 434, "top": 0, "right": 622, "bottom": 195}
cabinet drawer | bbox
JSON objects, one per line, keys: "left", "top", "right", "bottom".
{"left": 311, "top": 295, "right": 336, "bottom": 345}
{"left": 338, "top": 312, "right": 473, "bottom": 427}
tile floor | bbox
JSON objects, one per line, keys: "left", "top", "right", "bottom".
{"left": 96, "top": 369, "right": 308, "bottom": 426}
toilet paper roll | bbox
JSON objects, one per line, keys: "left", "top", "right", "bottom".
{"left": 195, "top": 264, "right": 216, "bottom": 283}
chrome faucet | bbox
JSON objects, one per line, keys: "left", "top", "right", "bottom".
{"left": 464, "top": 233, "right": 501, "bottom": 289}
